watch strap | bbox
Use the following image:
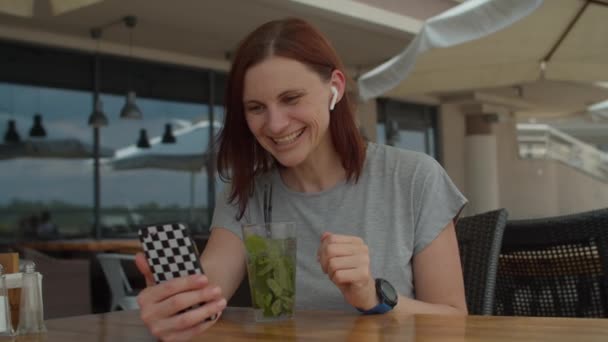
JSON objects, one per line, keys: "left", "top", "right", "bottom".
{"left": 356, "top": 302, "right": 394, "bottom": 315}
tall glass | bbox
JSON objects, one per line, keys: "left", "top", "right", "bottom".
{"left": 242, "top": 222, "right": 296, "bottom": 322}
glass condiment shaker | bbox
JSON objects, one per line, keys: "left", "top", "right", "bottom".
{"left": 17, "top": 262, "right": 46, "bottom": 334}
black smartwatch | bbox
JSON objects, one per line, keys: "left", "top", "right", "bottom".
{"left": 357, "top": 278, "right": 398, "bottom": 315}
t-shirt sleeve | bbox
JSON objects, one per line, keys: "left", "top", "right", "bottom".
{"left": 210, "top": 185, "right": 244, "bottom": 239}
{"left": 412, "top": 155, "right": 467, "bottom": 255}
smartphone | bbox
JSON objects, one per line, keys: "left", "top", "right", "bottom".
{"left": 138, "top": 222, "right": 217, "bottom": 320}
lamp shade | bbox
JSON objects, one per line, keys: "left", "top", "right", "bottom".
{"left": 4, "top": 119, "right": 21, "bottom": 143}
{"left": 88, "top": 98, "right": 108, "bottom": 128}
{"left": 29, "top": 114, "right": 46, "bottom": 137}
{"left": 136, "top": 129, "right": 150, "bottom": 148}
{"left": 120, "top": 91, "right": 143, "bottom": 119}
{"left": 161, "top": 123, "right": 176, "bottom": 144}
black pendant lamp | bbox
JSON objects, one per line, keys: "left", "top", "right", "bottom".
{"left": 4, "top": 119, "right": 21, "bottom": 143}
{"left": 88, "top": 98, "right": 108, "bottom": 128}
{"left": 29, "top": 113, "right": 46, "bottom": 137}
{"left": 136, "top": 129, "right": 150, "bottom": 148}
{"left": 88, "top": 28, "right": 109, "bottom": 128}
{"left": 120, "top": 15, "right": 143, "bottom": 119}
{"left": 161, "top": 123, "right": 176, "bottom": 144}
{"left": 120, "top": 91, "right": 142, "bottom": 119}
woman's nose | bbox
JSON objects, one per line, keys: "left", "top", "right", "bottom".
{"left": 266, "top": 106, "right": 289, "bottom": 134}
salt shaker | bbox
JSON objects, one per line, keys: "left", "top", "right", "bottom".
{"left": 0, "top": 264, "right": 14, "bottom": 336}
{"left": 17, "top": 262, "right": 46, "bottom": 335}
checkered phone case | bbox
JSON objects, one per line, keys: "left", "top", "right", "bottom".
{"left": 138, "top": 223, "right": 218, "bottom": 320}
{"left": 138, "top": 222, "right": 203, "bottom": 283}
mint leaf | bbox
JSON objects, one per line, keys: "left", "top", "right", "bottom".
{"left": 274, "top": 259, "right": 289, "bottom": 290}
{"left": 254, "top": 289, "right": 265, "bottom": 308}
{"left": 259, "top": 263, "right": 273, "bottom": 275}
{"left": 267, "top": 278, "right": 283, "bottom": 297}
{"left": 271, "top": 300, "right": 282, "bottom": 316}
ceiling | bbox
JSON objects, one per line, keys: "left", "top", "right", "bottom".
{"left": 483, "top": 80, "right": 608, "bottom": 116}
{"left": 0, "top": 0, "right": 415, "bottom": 71}
{"left": 3, "top": 0, "right": 606, "bottom": 148}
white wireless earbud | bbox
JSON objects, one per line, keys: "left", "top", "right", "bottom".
{"left": 329, "top": 86, "right": 338, "bottom": 111}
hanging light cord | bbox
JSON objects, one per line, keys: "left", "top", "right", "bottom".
{"left": 90, "top": 28, "right": 102, "bottom": 102}
{"left": 125, "top": 16, "right": 136, "bottom": 91}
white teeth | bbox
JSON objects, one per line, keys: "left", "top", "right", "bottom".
{"left": 272, "top": 128, "right": 304, "bottom": 145}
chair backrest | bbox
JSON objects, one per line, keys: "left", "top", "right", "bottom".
{"left": 0, "top": 253, "right": 19, "bottom": 326}
{"left": 21, "top": 248, "right": 91, "bottom": 319}
{"left": 455, "top": 208, "right": 508, "bottom": 315}
{"left": 495, "top": 208, "right": 608, "bottom": 317}
{"left": 96, "top": 253, "right": 136, "bottom": 310}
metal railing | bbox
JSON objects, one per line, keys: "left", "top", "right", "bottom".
{"left": 517, "top": 123, "right": 608, "bottom": 181}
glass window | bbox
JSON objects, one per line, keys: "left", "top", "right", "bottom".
{"left": 376, "top": 123, "right": 386, "bottom": 145}
{"left": 0, "top": 82, "right": 95, "bottom": 239}
{"left": 395, "top": 129, "right": 427, "bottom": 153}
{"left": 0, "top": 40, "right": 227, "bottom": 241}
{"left": 376, "top": 98, "right": 440, "bottom": 160}
{"left": 0, "top": 83, "right": 223, "bottom": 239}
{"left": 98, "top": 93, "right": 221, "bottom": 237}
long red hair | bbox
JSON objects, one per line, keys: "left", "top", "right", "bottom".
{"left": 217, "top": 18, "right": 366, "bottom": 219}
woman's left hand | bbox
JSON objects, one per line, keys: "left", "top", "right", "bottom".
{"left": 316, "top": 232, "right": 378, "bottom": 310}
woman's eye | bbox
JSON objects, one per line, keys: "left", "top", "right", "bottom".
{"left": 247, "top": 105, "right": 263, "bottom": 113}
{"left": 284, "top": 95, "right": 300, "bottom": 104}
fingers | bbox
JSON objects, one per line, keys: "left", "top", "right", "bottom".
{"left": 318, "top": 242, "right": 368, "bottom": 259}
{"left": 319, "top": 245, "right": 367, "bottom": 273}
{"left": 317, "top": 232, "right": 365, "bottom": 262}
{"left": 138, "top": 278, "right": 226, "bottom": 341}
{"left": 331, "top": 267, "right": 372, "bottom": 285}
{"left": 325, "top": 255, "right": 369, "bottom": 277}
{"left": 150, "top": 293, "right": 226, "bottom": 338}
{"left": 162, "top": 309, "right": 224, "bottom": 342}
{"left": 138, "top": 274, "right": 208, "bottom": 307}
{"left": 153, "top": 284, "right": 223, "bottom": 320}
{"left": 320, "top": 232, "right": 364, "bottom": 245}
{"left": 135, "top": 252, "right": 155, "bottom": 287}
{"left": 317, "top": 239, "right": 369, "bottom": 274}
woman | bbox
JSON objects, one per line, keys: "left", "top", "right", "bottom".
{"left": 136, "top": 17, "right": 467, "bottom": 341}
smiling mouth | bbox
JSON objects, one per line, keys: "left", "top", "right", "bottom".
{"left": 271, "top": 128, "right": 306, "bottom": 145}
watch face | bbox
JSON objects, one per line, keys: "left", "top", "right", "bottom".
{"left": 378, "top": 278, "right": 398, "bottom": 306}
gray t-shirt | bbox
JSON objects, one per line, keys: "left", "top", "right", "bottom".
{"left": 211, "top": 142, "right": 467, "bottom": 311}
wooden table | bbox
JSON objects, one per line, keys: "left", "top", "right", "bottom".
{"left": 19, "top": 239, "right": 142, "bottom": 254}
{"left": 13, "top": 308, "right": 608, "bottom": 341}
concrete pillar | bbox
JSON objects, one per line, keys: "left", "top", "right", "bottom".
{"left": 464, "top": 114, "right": 500, "bottom": 215}
{"left": 439, "top": 103, "right": 466, "bottom": 192}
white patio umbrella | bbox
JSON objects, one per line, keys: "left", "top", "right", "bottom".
{"left": 589, "top": 99, "right": 608, "bottom": 119}
{"left": 358, "top": 0, "right": 607, "bottom": 100}
{"left": 0, "top": 138, "right": 114, "bottom": 160}
{"left": 107, "top": 120, "right": 222, "bottom": 217}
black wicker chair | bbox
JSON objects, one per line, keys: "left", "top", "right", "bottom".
{"left": 494, "top": 208, "right": 608, "bottom": 317}
{"left": 455, "top": 208, "right": 508, "bottom": 315}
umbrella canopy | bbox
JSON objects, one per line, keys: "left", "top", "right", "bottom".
{"left": 0, "top": 138, "right": 114, "bottom": 160}
{"left": 108, "top": 120, "right": 222, "bottom": 172}
{"left": 358, "top": 0, "right": 608, "bottom": 99}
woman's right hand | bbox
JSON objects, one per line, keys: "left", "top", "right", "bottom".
{"left": 135, "top": 252, "right": 227, "bottom": 342}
